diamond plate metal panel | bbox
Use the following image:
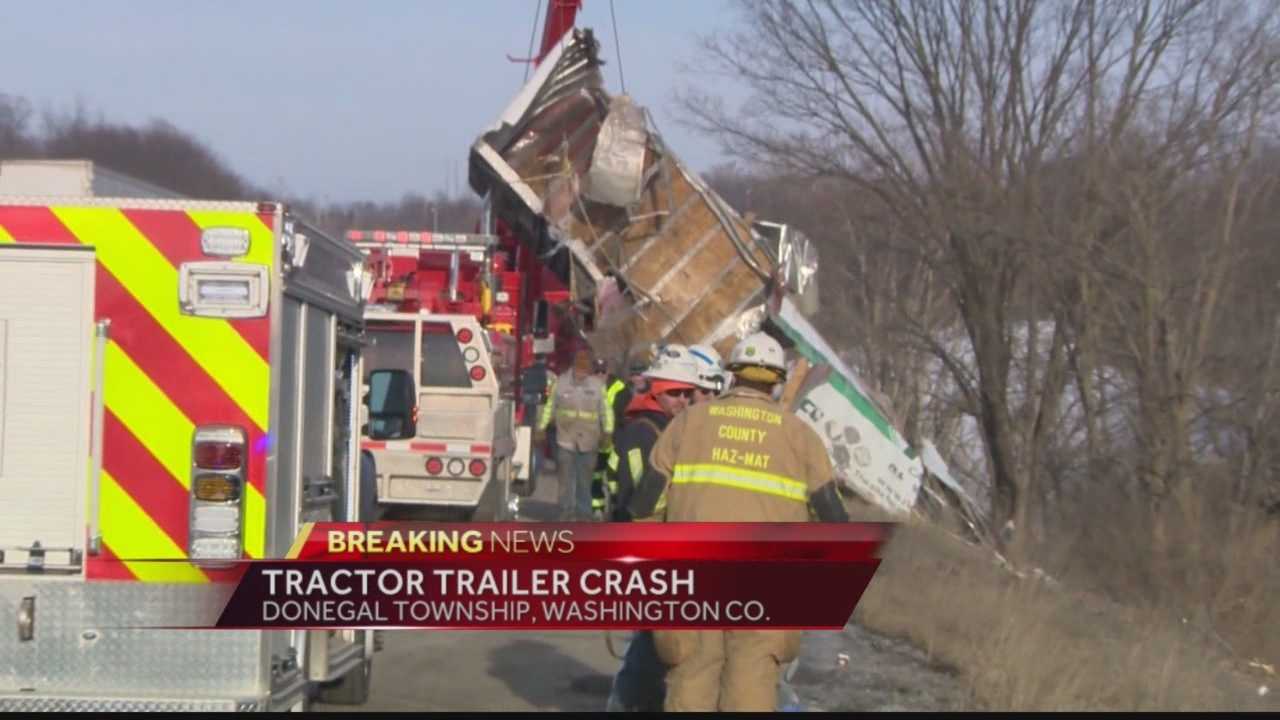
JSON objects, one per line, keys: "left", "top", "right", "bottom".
{"left": 0, "top": 694, "right": 252, "bottom": 712}
{"left": 1, "top": 581, "right": 274, "bottom": 698}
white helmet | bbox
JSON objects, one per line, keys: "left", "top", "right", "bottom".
{"left": 643, "top": 344, "right": 703, "bottom": 386}
{"left": 728, "top": 332, "right": 787, "bottom": 375}
{"left": 688, "top": 344, "right": 727, "bottom": 392}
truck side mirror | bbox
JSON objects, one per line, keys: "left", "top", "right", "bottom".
{"left": 366, "top": 368, "right": 417, "bottom": 440}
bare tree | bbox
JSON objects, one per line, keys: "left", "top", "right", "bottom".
{"left": 678, "top": 0, "right": 1279, "bottom": 558}
{"left": 0, "top": 93, "right": 36, "bottom": 157}
{"left": 39, "top": 106, "right": 259, "bottom": 199}
{"left": 299, "top": 191, "right": 483, "bottom": 237}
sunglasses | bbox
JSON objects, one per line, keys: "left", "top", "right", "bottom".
{"left": 662, "top": 389, "right": 696, "bottom": 399}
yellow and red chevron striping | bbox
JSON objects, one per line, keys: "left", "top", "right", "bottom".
{"left": 55, "top": 207, "right": 270, "bottom": 428}
{"left": 0, "top": 203, "right": 273, "bottom": 581}
{"left": 86, "top": 542, "right": 137, "bottom": 581}
{"left": 102, "top": 410, "right": 194, "bottom": 557}
{"left": 121, "top": 208, "right": 271, "bottom": 360}
{"left": 98, "top": 468, "right": 208, "bottom": 583}
{"left": 96, "top": 263, "right": 268, "bottom": 496}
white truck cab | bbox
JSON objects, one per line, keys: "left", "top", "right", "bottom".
{"left": 359, "top": 312, "right": 517, "bottom": 520}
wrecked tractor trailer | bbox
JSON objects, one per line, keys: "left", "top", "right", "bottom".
{"left": 467, "top": 28, "right": 977, "bottom": 524}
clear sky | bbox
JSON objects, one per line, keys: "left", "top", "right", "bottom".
{"left": 1, "top": 0, "right": 747, "bottom": 203}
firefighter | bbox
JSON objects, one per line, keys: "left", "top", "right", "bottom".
{"left": 537, "top": 348, "right": 614, "bottom": 521}
{"left": 599, "top": 355, "right": 647, "bottom": 517}
{"left": 607, "top": 356, "right": 650, "bottom": 439}
{"left": 688, "top": 343, "right": 729, "bottom": 404}
{"left": 627, "top": 331, "right": 850, "bottom": 712}
{"left": 591, "top": 357, "right": 614, "bottom": 519}
{"left": 607, "top": 345, "right": 704, "bottom": 522}
{"left": 604, "top": 345, "right": 703, "bottom": 712}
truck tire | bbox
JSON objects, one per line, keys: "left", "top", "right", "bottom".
{"left": 468, "top": 459, "right": 513, "bottom": 521}
{"left": 317, "top": 659, "right": 372, "bottom": 706}
{"left": 359, "top": 451, "right": 380, "bottom": 522}
{"left": 514, "top": 451, "right": 539, "bottom": 498}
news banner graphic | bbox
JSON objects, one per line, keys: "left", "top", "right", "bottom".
{"left": 124, "top": 523, "right": 891, "bottom": 630}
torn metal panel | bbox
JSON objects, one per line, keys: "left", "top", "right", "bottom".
{"left": 771, "top": 296, "right": 925, "bottom": 515}
{"left": 469, "top": 28, "right": 785, "bottom": 363}
{"left": 584, "top": 94, "right": 648, "bottom": 206}
{"left": 753, "top": 221, "right": 820, "bottom": 316}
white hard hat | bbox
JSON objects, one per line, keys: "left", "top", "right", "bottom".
{"left": 643, "top": 344, "right": 703, "bottom": 387}
{"left": 688, "top": 344, "right": 726, "bottom": 392}
{"left": 728, "top": 332, "right": 787, "bottom": 375}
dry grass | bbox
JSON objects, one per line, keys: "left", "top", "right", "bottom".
{"left": 846, "top": 489, "right": 1279, "bottom": 711}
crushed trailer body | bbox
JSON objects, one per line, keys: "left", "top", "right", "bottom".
{"left": 469, "top": 29, "right": 819, "bottom": 363}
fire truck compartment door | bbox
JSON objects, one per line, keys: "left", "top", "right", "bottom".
{"left": 0, "top": 246, "right": 94, "bottom": 568}
{"left": 416, "top": 392, "right": 493, "bottom": 440}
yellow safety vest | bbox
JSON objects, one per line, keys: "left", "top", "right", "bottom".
{"left": 538, "top": 371, "right": 612, "bottom": 451}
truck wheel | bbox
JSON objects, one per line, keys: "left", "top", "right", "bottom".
{"left": 514, "top": 452, "right": 540, "bottom": 498}
{"left": 359, "top": 451, "right": 380, "bottom": 522}
{"left": 467, "top": 483, "right": 499, "bottom": 521}
{"left": 317, "top": 659, "right": 372, "bottom": 706}
{"left": 468, "top": 460, "right": 513, "bottom": 521}
{"left": 513, "top": 476, "right": 537, "bottom": 498}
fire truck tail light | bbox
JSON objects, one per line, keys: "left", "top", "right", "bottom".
{"left": 191, "top": 536, "right": 240, "bottom": 561}
{"left": 463, "top": 347, "right": 481, "bottom": 364}
{"left": 190, "top": 425, "right": 246, "bottom": 563}
{"left": 200, "top": 227, "right": 251, "bottom": 257}
{"left": 193, "top": 474, "right": 241, "bottom": 502}
{"left": 469, "top": 459, "right": 487, "bottom": 477}
{"left": 426, "top": 457, "right": 444, "bottom": 475}
{"left": 191, "top": 536, "right": 240, "bottom": 560}
{"left": 195, "top": 441, "right": 243, "bottom": 470}
{"left": 196, "top": 280, "right": 251, "bottom": 302}
{"left": 469, "top": 365, "right": 487, "bottom": 381}
{"left": 189, "top": 503, "right": 242, "bottom": 562}
{"left": 456, "top": 327, "right": 474, "bottom": 344}
{"left": 179, "top": 262, "right": 269, "bottom": 319}
{"left": 447, "top": 458, "right": 465, "bottom": 476}
{"left": 192, "top": 505, "right": 239, "bottom": 533}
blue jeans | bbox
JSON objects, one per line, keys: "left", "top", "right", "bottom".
{"left": 556, "top": 447, "right": 596, "bottom": 521}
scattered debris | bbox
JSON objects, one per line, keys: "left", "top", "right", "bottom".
{"left": 788, "top": 624, "right": 966, "bottom": 712}
{"left": 1248, "top": 659, "right": 1276, "bottom": 677}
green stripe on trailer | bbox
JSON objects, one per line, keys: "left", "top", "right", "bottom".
{"left": 771, "top": 307, "right": 902, "bottom": 447}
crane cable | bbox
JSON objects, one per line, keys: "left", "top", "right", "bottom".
{"left": 524, "top": 0, "right": 544, "bottom": 83}
{"left": 609, "top": 0, "right": 627, "bottom": 94}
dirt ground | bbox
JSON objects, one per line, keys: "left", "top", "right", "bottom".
{"left": 788, "top": 623, "right": 966, "bottom": 712}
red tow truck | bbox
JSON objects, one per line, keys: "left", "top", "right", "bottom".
{"left": 349, "top": 207, "right": 592, "bottom": 519}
